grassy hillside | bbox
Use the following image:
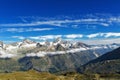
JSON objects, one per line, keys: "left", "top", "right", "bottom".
{"left": 0, "top": 70, "right": 120, "bottom": 80}
{"left": 0, "top": 70, "right": 84, "bottom": 80}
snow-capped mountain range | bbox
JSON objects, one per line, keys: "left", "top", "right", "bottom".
{"left": 0, "top": 38, "right": 119, "bottom": 58}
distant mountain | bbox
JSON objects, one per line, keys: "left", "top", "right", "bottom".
{"left": 80, "top": 47, "right": 120, "bottom": 74}
{"left": 0, "top": 38, "right": 120, "bottom": 73}
{"left": 0, "top": 38, "right": 119, "bottom": 58}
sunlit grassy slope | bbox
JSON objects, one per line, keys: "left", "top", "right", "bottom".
{"left": 0, "top": 70, "right": 81, "bottom": 80}
{"left": 0, "top": 70, "right": 120, "bottom": 80}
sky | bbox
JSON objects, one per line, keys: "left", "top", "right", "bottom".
{"left": 0, "top": 0, "right": 120, "bottom": 44}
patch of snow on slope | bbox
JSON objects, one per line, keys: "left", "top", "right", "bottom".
{"left": 93, "top": 51, "right": 99, "bottom": 57}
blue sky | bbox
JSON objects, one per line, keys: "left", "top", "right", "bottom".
{"left": 0, "top": 0, "right": 120, "bottom": 44}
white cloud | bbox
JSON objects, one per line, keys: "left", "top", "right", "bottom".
{"left": 29, "top": 35, "right": 62, "bottom": 40}
{"left": 6, "top": 28, "right": 24, "bottom": 32}
{"left": 100, "top": 23, "right": 109, "bottom": 27}
{"left": 0, "top": 17, "right": 115, "bottom": 27}
{"left": 11, "top": 32, "right": 120, "bottom": 41}
{"left": 0, "top": 28, "right": 54, "bottom": 32}
{"left": 104, "top": 32, "right": 120, "bottom": 38}
{"left": 1, "top": 19, "right": 78, "bottom": 27}
{"left": 41, "top": 35, "right": 62, "bottom": 39}
{"left": 82, "top": 38, "right": 120, "bottom": 45}
{"left": 64, "top": 34, "right": 83, "bottom": 38}
{"left": 29, "top": 34, "right": 83, "bottom": 40}
{"left": 27, "top": 28, "right": 54, "bottom": 31}
{"left": 12, "top": 36, "right": 25, "bottom": 40}
{"left": 87, "top": 33, "right": 103, "bottom": 38}
{"left": 87, "top": 32, "right": 120, "bottom": 38}
{"left": 1, "top": 14, "right": 120, "bottom": 28}
{"left": 29, "top": 36, "right": 40, "bottom": 40}
{"left": 109, "top": 17, "right": 120, "bottom": 22}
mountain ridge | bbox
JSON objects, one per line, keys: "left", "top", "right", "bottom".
{"left": 80, "top": 47, "right": 120, "bottom": 74}
{"left": 0, "top": 38, "right": 119, "bottom": 58}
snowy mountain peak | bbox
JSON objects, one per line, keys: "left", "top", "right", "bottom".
{"left": 74, "top": 42, "right": 89, "bottom": 48}
{"left": 0, "top": 39, "right": 120, "bottom": 58}
{"left": 53, "top": 37, "right": 62, "bottom": 43}
{"left": 22, "top": 39, "right": 36, "bottom": 44}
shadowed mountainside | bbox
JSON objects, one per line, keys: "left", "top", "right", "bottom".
{"left": 80, "top": 47, "right": 120, "bottom": 74}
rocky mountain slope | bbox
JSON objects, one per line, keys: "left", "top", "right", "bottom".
{"left": 80, "top": 47, "right": 120, "bottom": 74}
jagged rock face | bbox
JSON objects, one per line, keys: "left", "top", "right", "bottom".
{"left": 55, "top": 44, "right": 65, "bottom": 51}
{"left": 53, "top": 37, "right": 62, "bottom": 43}
{"left": 10, "top": 42, "right": 19, "bottom": 46}
{"left": 73, "top": 42, "right": 89, "bottom": 48}
{"left": 45, "top": 41, "right": 50, "bottom": 46}
{"left": 36, "top": 43, "right": 42, "bottom": 48}
{"left": 0, "top": 41, "right": 3, "bottom": 49}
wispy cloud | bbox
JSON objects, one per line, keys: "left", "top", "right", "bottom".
{"left": 1, "top": 15, "right": 120, "bottom": 27}
{"left": 11, "top": 32, "right": 120, "bottom": 40}
{"left": 104, "top": 32, "right": 120, "bottom": 38}
{"left": 0, "top": 28, "right": 54, "bottom": 32}
{"left": 0, "top": 19, "right": 109, "bottom": 27}
{"left": 29, "top": 35, "right": 62, "bottom": 40}
{"left": 11, "top": 34, "right": 83, "bottom": 41}
{"left": 65, "top": 33, "right": 120, "bottom": 39}
{"left": 29, "top": 34, "right": 84, "bottom": 40}
{"left": 87, "top": 32, "right": 120, "bottom": 38}
{"left": 40, "top": 35, "right": 62, "bottom": 39}
{"left": 87, "top": 33, "right": 104, "bottom": 38}
{"left": 12, "top": 36, "right": 25, "bottom": 39}
{"left": 1, "top": 14, "right": 120, "bottom": 30}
